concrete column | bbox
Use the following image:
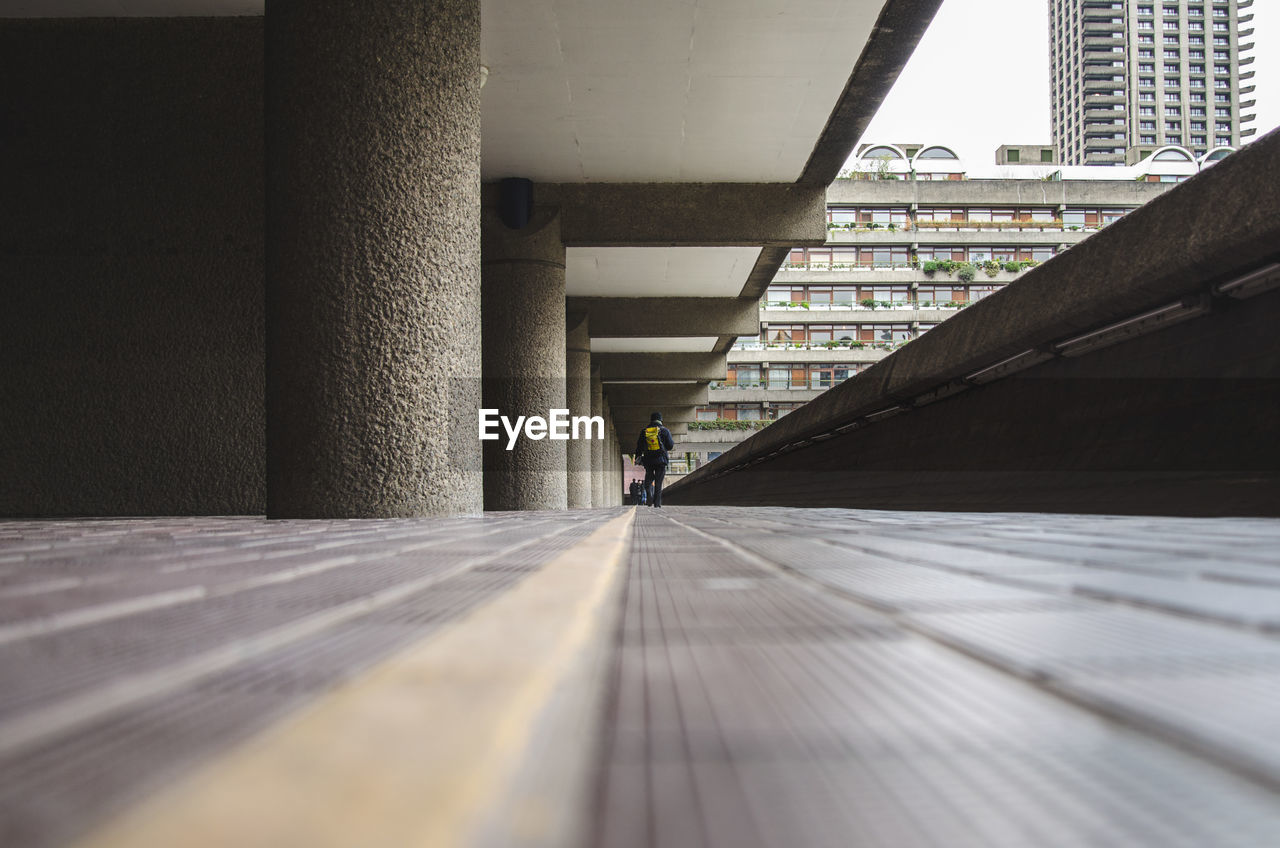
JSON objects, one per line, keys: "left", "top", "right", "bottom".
{"left": 264, "top": 0, "right": 481, "bottom": 518}
{"left": 590, "top": 365, "right": 604, "bottom": 507}
{"left": 566, "top": 312, "right": 592, "bottom": 508}
{"left": 602, "top": 403, "right": 614, "bottom": 506}
{"left": 482, "top": 208, "right": 567, "bottom": 511}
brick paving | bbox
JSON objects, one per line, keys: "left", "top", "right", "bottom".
{"left": 3, "top": 507, "right": 1280, "bottom": 846}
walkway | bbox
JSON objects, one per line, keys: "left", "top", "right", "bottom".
{"left": 3, "top": 507, "right": 1280, "bottom": 846}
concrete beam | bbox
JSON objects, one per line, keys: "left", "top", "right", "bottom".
{"left": 742, "top": 246, "right": 792, "bottom": 300}
{"left": 610, "top": 406, "right": 697, "bottom": 424}
{"left": 617, "top": 420, "right": 689, "bottom": 438}
{"left": 595, "top": 353, "right": 727, "bottom": 383}
{"left": 603, "top": 383, "right": 709, "bottom": 408}
{"left": 799, "top": 0, "right": 944, "bottom": 186}
{"left": 568, "top": 297, "right": 759, "bottom": 338}
{"left": 495, "top": 183, "right": 828, "bottom": 248}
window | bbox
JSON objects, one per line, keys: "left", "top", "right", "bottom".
{"left": 1041, "top": 149, "right": 1054, "bottom": 162}
{"left": 916, "top": 285, "right": 962, "bottom": 306}
{"left": 726, "top": 364, "right": 761, "bottom": 388}
{"left": 827, "top": 207, "right": 909, "bottom": 226}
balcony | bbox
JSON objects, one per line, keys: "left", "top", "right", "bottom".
{"left": 1084, "top": 79, "right": 1124, "bottom": 94}
{"left": 707, "top": 385, "right": 827, "bottom": 403}
{"left": 1085, "top": 152, "right": 1127, "bottom": 164}
{"left": 728, "top": 344, "right": 891, "bottom": 362}
{"left": 761, "top": 305, "right": 965, "bottom": 323}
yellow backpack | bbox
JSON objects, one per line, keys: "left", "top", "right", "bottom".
{"left": 644, "top": 426, "right": 662, "bottom": 451}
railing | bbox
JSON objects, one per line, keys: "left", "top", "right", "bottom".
{"left": 739, "top": 339, "right": 912, "bottom": 352}
{"left": 710, "top": 381, "right": 845, "bottom": 392}
{"left": 823, "top": 221, "right": 1105, "bottom": 233}
{"left": 761, "top": 299, "right": 967, "bottom": 311}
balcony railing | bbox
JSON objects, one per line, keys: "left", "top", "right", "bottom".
{"left": 710, "top": 380, "right": 848, "bottom": 392}
{"left": 824, "top": 220, "right": 1103, "bottom": 234}
{"left": 761, "top": 299, "right": 970, "bottom": 311}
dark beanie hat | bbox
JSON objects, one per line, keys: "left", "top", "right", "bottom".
{"left": 650, "top": 411, "right": 662, "bottom": 422}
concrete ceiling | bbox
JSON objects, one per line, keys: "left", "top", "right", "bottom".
{"left": 481, "top": 0, "right": 887, "bottom": 183}
{"left": 566, "top": 247, "right": 760, "bottom": 297}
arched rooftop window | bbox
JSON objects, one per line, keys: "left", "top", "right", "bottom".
{"left": 1152, "top": 147, "right": 1193, "bottom": 162}
{"left": 915, "top": 146, "right": 959, "bottom": 160}
{"left": 1202, "top": 147, "right": 1234, "bottom": 162}
{"left": 861, "top": 145, "right": 905, "bottom": 160}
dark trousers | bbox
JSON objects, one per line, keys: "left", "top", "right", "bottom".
{"left": 643, "top": 463, "right": 667, "bottom": 507}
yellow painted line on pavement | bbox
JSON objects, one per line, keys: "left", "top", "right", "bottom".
{"left": 74, "top": 509, "right": 637, "bottom": 848}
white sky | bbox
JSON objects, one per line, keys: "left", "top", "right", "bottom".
{"left": 853, "top": 0, "right": 1278, "bottom": 165}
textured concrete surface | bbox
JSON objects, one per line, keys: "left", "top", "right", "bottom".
{"left": 591, "top": 366, "right": 605, "bottom": 508}
{"left": 482, "top": 207, "right": 568, "bottom": 511}
{"left": 4, "top": 507, "right": 1280, "bottom": 847}
{"left": 603, "top": 384, "right": 710, "bottom": 409}
{"left": 797, "top": 0, "right": 944, "bottom": 186}
{"left": 671, "top": 130, "right": 1280, "bottom": 515}
{"left": 596, "top": 353, "right": 728, "bottom": 382}
{"left": 265, "top": 0, "right": 482, "bottom": 518}
{"left": 567, "top": 313, "right": 593, "bottom": 508}
{"left": 567, "top": 297, "right": 760, "bottom": 338}
{"left": 498, "top": 183, "right": 828, "bottom": 249}
{"left": 0, "top": 18, "right": 266, "bottom": 517}
{"left": 826, "top": 175, "right": 1173, "bottom": 205}
{"left": 670, "top": 284, "right": 1280, "bottom": 515}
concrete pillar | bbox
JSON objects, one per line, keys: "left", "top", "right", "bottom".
{"left": 566, "top": 312, "right": 592, "bottom": 508}
{"left": 264, "top": 0, "right": 481, "bottom": 518}
{"left": 590, "top": 365, "right": 604, "bottom": 507}
{"left": 602, "top": 403, "right": 614, "bottom": 506}
{"left": 481, "top": 208, "right": 567, "bottom": 511}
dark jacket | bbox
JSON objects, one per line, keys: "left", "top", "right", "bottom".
{"left": 636, "top": 424, "right": 676, "bottom": 466}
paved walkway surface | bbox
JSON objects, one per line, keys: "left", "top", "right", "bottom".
{"left": 3, "top": 507, "right": 1280, "bottom": 847}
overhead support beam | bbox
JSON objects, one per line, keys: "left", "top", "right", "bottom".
{"left": 604, "top": 384, "right": 710, "bottom": 408}
{"left": 568, "top": 297, "right": 760, "bottom": 339}
{"left": 479, "top": 183, "right": 827, "bottom": 247}
{"left": 798, "top": 0, "right": 945, "bottom": 187}
{"left": 742, "top": 247, "right": 793, "bottom": 301}
{"left": 595, "top": 353, "right": 727, "bottom": 383}
{"left": 617, "top": 420, "right": 690, "bottom": 438}
{"left": 610, "top": 406, "right": 697, "bottom": 424}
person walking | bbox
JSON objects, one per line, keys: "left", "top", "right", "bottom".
{"left": 635, "top": 411, "right": 675, "bottom": 508}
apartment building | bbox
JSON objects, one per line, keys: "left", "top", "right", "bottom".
{"left": 1050, "top": 0, "right": 1257, "bottom": 166}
